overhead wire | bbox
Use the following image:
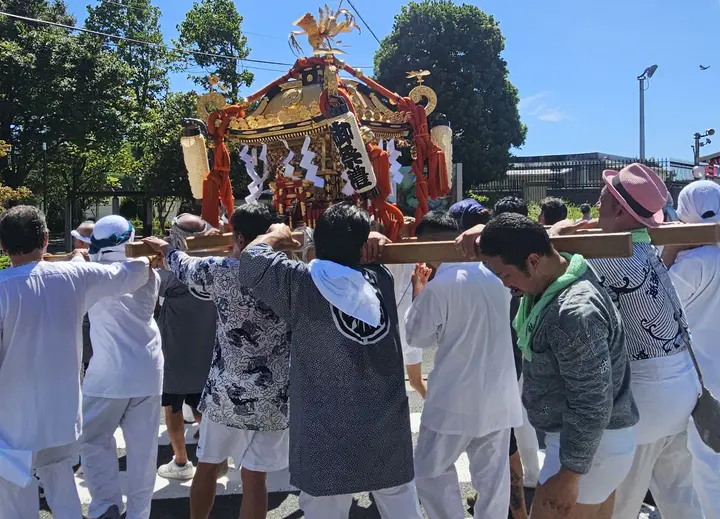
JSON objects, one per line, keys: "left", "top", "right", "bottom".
{"left": 0, "top": 10, "right": 294, "bottom": 66}
{"left": 94, "top": 0, "right": 278, "bottom": 39}
{"left": 0, "top": 10, "right": 374, "bottom": 74}
{"left": 344, "top": 0, "right": 382, "bottom": 45}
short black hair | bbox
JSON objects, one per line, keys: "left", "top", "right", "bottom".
{"left": 580, "top": 203, "right": 591, "bottom": 214}
{"left": 493, "top": 196, "right": 528, "bottom": 217}
{"left": 479, "top": 213, "right": 553, "bottom": 271}
{"left": 314, "top": 202, "right": 370, "bottom": 266}
{"left": 0, "top": 205, "right": 47, "bottom": 255}
{"left": 415, "top": 210, "right": 459, "bottom": 237}
{"left": 462, "top": 208, "right": 491, "bottom": 229}
{"left": 540, "top": 197, "right": 568, "bottom": 225}
{"left": 230, "top": 203, "right": 278, "bottom": 243}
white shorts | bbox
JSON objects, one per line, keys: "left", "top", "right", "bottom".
{"left": 402, "top": 344, "right": 423, "bottom": 366}
{"left": 196, "top": 418, "right": 289, "bottom": 473}
{"left": 539, "top": 427, "right": 636, "bottom": 505}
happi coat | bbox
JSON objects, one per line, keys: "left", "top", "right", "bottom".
{"left": 237, "top": 243, "right": 414, "bottom": 496}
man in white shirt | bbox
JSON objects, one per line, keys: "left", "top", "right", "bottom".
{"left": 384, "top": 217, "right": 426, "bottom": 399}
{"left": 404, "top": 211, "right": 523, "bottom": 519}
{"left": 80, "top": 215, "right": 164, "bottom": 519}
{"left": 0, "top": 206, "right": 150, "bottom": 519}
{"left": 662, "top": 180, "right": 720, "bottom": 518}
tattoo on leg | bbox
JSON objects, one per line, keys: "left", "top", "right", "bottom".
{"left": 510, "top": 466, "right": 525, "bottom": 513}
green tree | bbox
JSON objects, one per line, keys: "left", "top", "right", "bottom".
{"left": 374, "top": 1, "right": 527, "bottom": 185}
{"left": 175, "top": 0, "right": 254, "bottom": 102}
{"left": 84, "top": 0, "right": 170, "bottom": 117}
{"left": 141, "top": 91, "right": 197, "bottom": 228}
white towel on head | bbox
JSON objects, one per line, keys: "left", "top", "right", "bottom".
{"left": 308, "top": 259, "right": 381, "bottom": 327}
{"left": 70, "top": 230, "right": 91, "bottom": 244}
{"left": 89, "top": 215, "right": 135, "bottom": 263}
{"left": 677, "top": 180, "right": 720, "bottom": 224}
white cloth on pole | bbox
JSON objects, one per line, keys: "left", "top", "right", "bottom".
{"left": 84, "top": 268, "right": 163, "bottom": 399}
{"left": 0, "top": 443, "right": 81, "bottom": 519}
{"left": 385, "top": 264, "right": 423, "bottom": 366}
{"left": 612, "top": 430, "right": 703, "bottom": 518}
{"left": 0, "top": 260, "right": 149, "bottom": 474}
{"left": 81, "top": 395, "right": 161, "bottom": 519}
{"left": 541, "top": 427, "right": 636, "bottom": 505}
{"left": 414, "top": 426, "right": 511, "bottom": 519}
{"left": 196, "top": 417, "right": 289, "bottom": 472}
{"left": 298, "top": 482, "right": 423, "bottom": 519}
{"left": 404, "top": 263, "right": 522, "bottom": 437}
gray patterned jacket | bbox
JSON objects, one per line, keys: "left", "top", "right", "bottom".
{"left": 522, "top": 268, "right": 639, "bottom": 474}
{"left": 167, "top": 249, "right": 291, "bottom": 431}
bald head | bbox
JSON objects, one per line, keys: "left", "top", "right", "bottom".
{"left": 73, "top": 221, "right": 95, "bottom": 249}
{"left": 77, "top": 221, "right": 95, "bottom": 238}
{"left": 175, "top": 214, "right": 206, "bottom": 233}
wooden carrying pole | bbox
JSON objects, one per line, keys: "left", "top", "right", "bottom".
{"left": 575, "top": 223, "right": 720, "bottom": 246}
{"left": 44, "top": 223, "right": 720, "bottom": 263}
{"left": 119, "top": 231, "right": 635, "bottom": 261}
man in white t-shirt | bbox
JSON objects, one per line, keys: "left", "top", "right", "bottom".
{"left": 404, "top": 211, "right": 523, "bottom": 519}
{"left": 662, "top": 180, "right": 720, "bottom": 518}
{"left": 385, "top": 217, "right": 426, "bottom": 398}
{"left": 80, "top": 215, "right": 164, "bottom": 519}
{"left": 0, "top": 206, "right": 150, "bottom": 519}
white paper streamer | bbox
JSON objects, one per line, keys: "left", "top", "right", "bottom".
{"left": 340, "top": 170, "right": 354, "bottom": 196}
{"left": 280, "top": 139, "right": 295, "bottom": 178}
{"left": 300, "top": 136, "right": 324, "bottom": 188}
{"left": 388, "top": 139, "right": 404, "bottom": 184}
{"left": 241, "top": 145, "right": 268, "bottom": 204}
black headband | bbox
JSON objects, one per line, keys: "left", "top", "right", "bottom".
{"left": 611, "top": 175, "right": 655, "bottom": 218}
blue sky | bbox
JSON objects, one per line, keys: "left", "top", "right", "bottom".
{"left": 63, "top": 0, "right": 720, "bottom": 162}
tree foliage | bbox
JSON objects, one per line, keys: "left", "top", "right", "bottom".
{"left": 374, "top": 0, "right": 527, "bottom": 185}
{"left": 1, "top": 0, "right": 257, "bottom": 232}
{"left": 85, "top": 0, "right": 170, "bottom": 117}
{"left": 175, "top": 0, "right": 254, "bottom": 102}
{"left": 0, "top": 0, "right": 129, "bottom": 196}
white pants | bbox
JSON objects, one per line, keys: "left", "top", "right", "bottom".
{"left": 0, "top": 443, "right": 82, "bottom": 519}
{"left": 689, "top": 422, "right": 720, "bottom": 519}
{"left": 81, "top": 395, "right": 161, "bottom": 519}
{"left": 612, "top": 353, "right": 702, "bottom": 519}
{"left": 414, "top": 426, "right": 511, "bottom": 519}
{"left": 514, "top": 374, "right": 540, "bottom": 481}
{"left": 612, "top": 431, "right": 703, "bottom": 519}
{"left": 298, "top": 482, "right": 423, "bottom": 519}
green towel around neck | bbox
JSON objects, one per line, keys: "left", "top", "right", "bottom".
{"left": 512, "top": 253, "right": 589, "bottom": 361}
{"left": 630, "top": 228, "right": 652, "bottom": 244}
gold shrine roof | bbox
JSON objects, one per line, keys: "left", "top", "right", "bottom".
{"left": 224, "top": 64, "right": 414, "bottom": 144}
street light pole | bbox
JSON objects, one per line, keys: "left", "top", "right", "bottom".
{"left": 42, "top": 141, "right": 47, "bottom": 213}
{"left": 639, "top": 77, "right": 645, "bottom": 161}
{"left": 637, "top": 64, "right": 658, "bottom": 161}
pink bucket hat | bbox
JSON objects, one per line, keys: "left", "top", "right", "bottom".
{"left": 602, "top": 163, "right": 669, "bottom": 228}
